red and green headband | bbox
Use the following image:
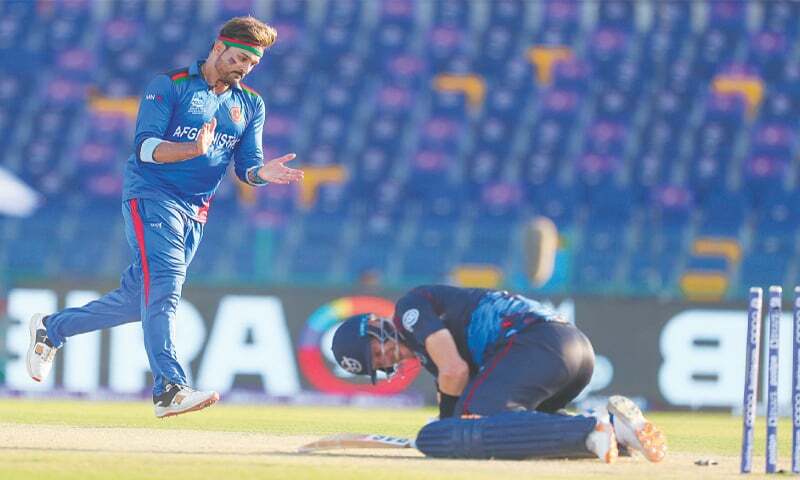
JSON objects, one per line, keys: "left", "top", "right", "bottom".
{"left": 218, "top": 35, "right": 264, "bottom": 57}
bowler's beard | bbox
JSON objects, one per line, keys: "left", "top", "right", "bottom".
{"left": 214, "top": 56, "right": 242, "bottom": 85}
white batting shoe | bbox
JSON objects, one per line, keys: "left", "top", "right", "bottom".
{"left": 26, "top": 313, "right": 58, "bottom": 382}
{"left": 153, "top": 383, "right": 220, "bottom": 418}
{"left": 585, "top": 419, "right": 618, "bottom": 464}
{"left": 607, "top": 395, "right": 667, "bottom": 462}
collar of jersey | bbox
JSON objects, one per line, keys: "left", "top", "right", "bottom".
{"left": 190, "top": 60, "right": 242, "bottom": 91}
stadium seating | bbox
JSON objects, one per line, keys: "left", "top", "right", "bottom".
{"left": 1, "top": 0, "right": 799, "bottom": 299}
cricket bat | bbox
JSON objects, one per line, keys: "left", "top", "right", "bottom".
{"left": 298, "top": 433, "right": 416, "bottom": 453}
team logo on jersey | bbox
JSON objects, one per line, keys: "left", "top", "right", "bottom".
{"left": 229, "top": 105, "right": 243, "bottom": 123}
{"left": 188, "top": 91, "right": 205, "bottom": 115}
{"left": 402, "top": 309, "right": 419, "bottom": 332}
{"left": 340, "top": 356, "right": 363, "bottom": 374}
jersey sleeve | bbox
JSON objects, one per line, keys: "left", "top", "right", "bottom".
{"left": 133, "top": 74, "right": 176, "bottom": 162}
{"left": 233, "top": 96, "right": 266, "bottom": 185}
{"left": 395, "top": 287, "right": 447, "bottom": 345}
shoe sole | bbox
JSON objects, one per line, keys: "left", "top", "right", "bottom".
{"left": 26, "top": 314, "right": 45, "bottom": 382}
{"left": 156, "top": 392, "right": 220, "bottom": 419}
{"left": 608, "top": 395, "right": 666, "bottom": 463}
{"left": 597, "top": 422, "right": 618, "bottom": 464}
{"left": 523, "top": 217, "right": 558, "bottom": 287}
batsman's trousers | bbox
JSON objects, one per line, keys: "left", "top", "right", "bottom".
{"left": 45, "top": 198, "right": 203, "bottom": 396}
{"left": 455, "top": 321, "right": 595, "bottom": 416}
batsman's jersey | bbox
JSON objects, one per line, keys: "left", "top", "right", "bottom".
{"left": 393, "top": 285, "right": 564, "bottom": 375}
{"left": 123, "top": 61, "right": 266, "bottom": 222}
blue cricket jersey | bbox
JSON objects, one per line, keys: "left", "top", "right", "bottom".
{"left": 123, "top": 61, "right": 266, "bottom": 222}
{"left": 392, "top": 285, "right": 564, "bottom": 375}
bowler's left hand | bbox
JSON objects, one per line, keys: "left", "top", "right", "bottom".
{"left": 258, "top": 153, "right": 304, "bottom": 184}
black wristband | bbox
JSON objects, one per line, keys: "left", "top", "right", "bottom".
{"left": 438, "top": 392, "right": 459, "bottom": 419}
{"left": 246, "top": 166, "right": 269, "bottom": 185}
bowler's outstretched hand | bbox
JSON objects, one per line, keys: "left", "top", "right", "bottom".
{"left": 256, "top": 153, "right": 303, "bottom": 184}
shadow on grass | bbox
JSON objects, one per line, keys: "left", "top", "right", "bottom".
{"left": 0, "top": 446, "right": 429, "bottom": 461}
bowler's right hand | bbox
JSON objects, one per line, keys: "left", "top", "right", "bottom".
{"left": 195, "top": 117, "right": 217, "bottom": 155}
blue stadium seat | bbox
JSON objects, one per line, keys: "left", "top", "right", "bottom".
{"left": 431, "top": 0, "right": 471, "bottom": 28}
{"left": 464, "top": 149, "right": 504, "bottom": 188}
{"left": 324, "top": 0, "right": 363, "bottom": 28}
{"left": 740, "top": 254, "right": 789, "bottom": 293}
{"left": 646, "top": 185, "right": 692, "bottom": 237}
{"left": 627, "top": 255, "right": 678, "bottom": 296}
{"left": 575, "top": 153, "right": 622, "bottom": 188}
{"left": 426, "top": 26, "right": 469, "bottom": 71}
{"left": 597, "top": 0, "right": 636, "bottom": 30}
{"left": 521, "top": 151, "right": 558, "bottom": 187}
{"left": 271, "top": 0, "right": 309, "bottom": 25}
{"left": 398, "top": 246, "right": 451, "bottom": 284}
{"left": 531, "top": 116, "right": 568, "bottom": 152}
{"left": 751, "top": 188, "right": 800, "bottom": 234}
{"left": 526, "top": 182, "right": 579, "bottom": 230}
{"left": 707, "top": 1, "right": 748, "bottom": 33}
{"left": 369, "top": 22, "right": 416, "bottom": 70}
{"left": 552, "top": 58, "right": 590, "bottom": 92}
{"left": 742, "top": 155, "right": 790, "bottom": 202}
{"left": 583, "top": 120, "right": 628, "bottom": 157}
{"left": 500, "top": 57, "right": 535, "bottom": 92}
{"left": 539, "top": 89, "right": 581, "bottom": 127}
{"left": 747, "top": 31, "right": 791, "bottom": 80}
{"left": 586, "top": 28, "right": 631, "bottom": 81}
{"left": 697, "top": 189, "right": 747, "bottom": 237}
{"left": 573, "top": 250, "right": 622, "bottom": 293}
{"left": 316, "top": 24, "right": 359, "bottom": 68}
{"left": 584, "top": 181, "right": 635, "bottom": 226}
{"left": 363, "top": 114, "right": 406, "bottom": 152}
{"left": 538, "top": 0, "right": 582, "bottom": 44}
{"left": 475, "top": 25, "right": 521, "bottom": 75}
{"left": 472, "top": 116, "right": 514, "bottom": 158}
{"left": 351, "top": 147, "right": 395, "bottom": 194}
{"left": 417, "top": 121, "right": 463, "bottom": 154}
{"left": 762, "top": 1, "right": 800, "bottom": 34}
{"left": 483, "top": 85, "right": 526, "bottom": 123}
{"left": 692, "top": 27, "right": 742, "bottom": 81}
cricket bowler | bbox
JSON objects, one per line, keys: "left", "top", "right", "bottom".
{"left": 26, "top": 16, "right": 303, "bottom": 418}
{"left": 332, "top": 285, "right": 667, "bottom": 462}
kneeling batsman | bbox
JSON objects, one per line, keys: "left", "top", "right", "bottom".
{"left": 330, "top": 285, "right": 666, "bottom": 463}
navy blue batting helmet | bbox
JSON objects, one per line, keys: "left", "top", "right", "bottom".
{"left": 331, "top": 314, "right": 377, "bottom": 383}
{"left": 331, "top": 313, "right": 402, "bottom": 384}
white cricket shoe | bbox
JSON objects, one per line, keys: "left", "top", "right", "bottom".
{"left": 153, "top": 383, "right": 220, "bottom": 418}
{"left": 607, "top": 395, "right": 667, "bottom": 462}
{"left": 585, "top": 419, "right": 618, "bottom": 464}
{"left": 26, "top": 313, "right": 58, "bottom": 382}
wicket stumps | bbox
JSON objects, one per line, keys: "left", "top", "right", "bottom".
{"left": 741, "top": 287, "right": 763, "bottom": 474}
{"left": 793, "top": 287, "right": 800, "bottom": 474}
{"left": 766, "top": 286, "right": 781, "bottom": 473}
{"left": 741, "top": 285, "right": 800, "bottom": 474}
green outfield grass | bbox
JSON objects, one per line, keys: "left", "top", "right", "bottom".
{"left": 0, "top": 398, "right": 793, "bottom": 479}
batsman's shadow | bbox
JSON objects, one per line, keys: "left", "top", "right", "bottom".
{"left": 288, "top": 451, "right": 429, "bottom": 461}
{"left": 1, "top": 446, "right": 426, "bottom": 461}
{"left": 287, "top": 452, "right": 517, "bottom": 462}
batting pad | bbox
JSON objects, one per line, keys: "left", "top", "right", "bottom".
{"left": 416, "top": 411, "right": 597, "bottom": 460}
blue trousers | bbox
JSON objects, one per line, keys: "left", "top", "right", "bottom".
{"left": 46, "top": 198, "right": 203, "bottom": 395}
{"left": 455, "top": 322, "right": 595, "bottom": 416}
